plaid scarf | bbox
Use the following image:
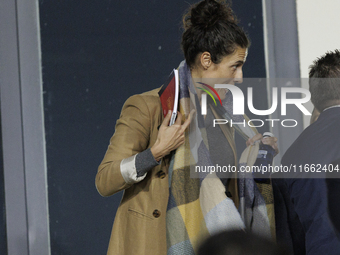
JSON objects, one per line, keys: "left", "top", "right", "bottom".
{"left": 166, "top": 61, "right": 271, "bottom": 254}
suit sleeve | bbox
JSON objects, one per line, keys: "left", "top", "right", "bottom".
{"left": 95, "top": 94, "right": 157, "bottom": 197}
{"left": 287, "top": 178, "right": 340, "bottom": 254}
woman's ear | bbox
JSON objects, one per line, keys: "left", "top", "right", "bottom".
{"left": 200, "top": 52, "right": 212, "bottom": 70}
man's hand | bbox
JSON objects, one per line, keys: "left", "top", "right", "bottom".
{"left": 151, "top": 110, "right": 195, "bottom": 161}
{"left": 246, "top": 133, "right": 279, "bottom": 156}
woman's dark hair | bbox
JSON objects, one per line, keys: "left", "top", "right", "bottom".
{"left": 181, "top": 0, "right": 250, "bottom": 69}
{"left": 198, "top": 230, "right": 289, "bottom": 255}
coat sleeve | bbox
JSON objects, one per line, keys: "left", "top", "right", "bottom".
{"left": 95, "top": 94, "right": 154, "bottom": 197}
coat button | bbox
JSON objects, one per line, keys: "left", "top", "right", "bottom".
{"left": 153, "top": 209, "right": 161, "bottom": 218}
{"left": 157, "top": 170, "right": 166, "bottom": 179}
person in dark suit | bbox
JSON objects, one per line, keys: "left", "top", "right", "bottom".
{"left": 327, "top": 157, "right": 340, "bottom": 236}
{"left": 272, "top": 50, "right": 340, "bottom": 255}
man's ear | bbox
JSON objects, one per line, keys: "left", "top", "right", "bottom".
{"left": 310, "top": 107, "right": 320, "bottom": 124}
{"left": 200, "top": 52, "right": 212, "bottom": 70}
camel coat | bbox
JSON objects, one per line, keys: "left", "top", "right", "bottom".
{"left": 96, "top": 88, "right": 239, "bottom": 255}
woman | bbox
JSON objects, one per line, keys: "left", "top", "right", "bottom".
{"left": 96, "top": 0, "right": 278, "bottom": 254}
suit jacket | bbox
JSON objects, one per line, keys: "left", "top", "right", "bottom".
{"left": 272, "top": 107, "right": 340, "bottom": 255}
{"left": 326, "top": 157, "right": 340, "bottom": 236}
{"left": 95, "top": 88, "right": 239, "bottom": 255}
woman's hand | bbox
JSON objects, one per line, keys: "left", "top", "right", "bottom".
{"left": 246, "top": 133, "right": 279, "bottom": 156}
{"left": 151, "top": 110, "right": 194, "bottom": 161}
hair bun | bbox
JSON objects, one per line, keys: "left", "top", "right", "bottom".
{"left": 181, "top": 0, "right": 249, "bottom": 68}
{"left": 184, "top": 0, "right": 236, "bottom": 30}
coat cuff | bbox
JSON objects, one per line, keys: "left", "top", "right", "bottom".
{"left": 120, "top": 149, "right": 161, "bottom": 184}
{"left": 120, "top": 155, "right": 147, "bottom": 184}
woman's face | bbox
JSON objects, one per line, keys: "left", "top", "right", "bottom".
{"left": 205, "top": 47, "right": 247, "bottom": 82}
{"left": 195, "top": 47, "right": 247, "bottom": 100}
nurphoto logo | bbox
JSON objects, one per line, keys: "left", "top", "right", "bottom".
{"left": 199, "top": 83, "right": 312, "bottom": 128}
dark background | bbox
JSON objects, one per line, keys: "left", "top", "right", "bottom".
{"left": 39, "top": 0, "right": 267, "bottom": 254}
{"left": 0, "top": 119, "right": 7, "bottom": 255}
